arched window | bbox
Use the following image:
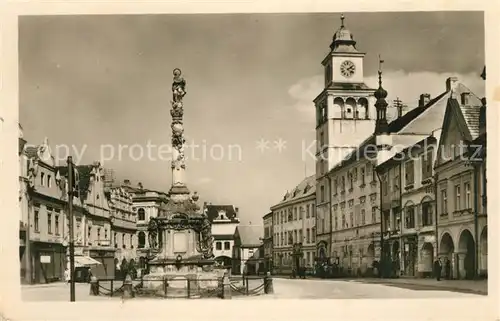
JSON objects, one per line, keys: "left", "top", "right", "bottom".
{"left": 138, "top": 231, "right": 146, "bottom": 249}
{"left": 138, "top": 208, "right": 145, "bottom": 221}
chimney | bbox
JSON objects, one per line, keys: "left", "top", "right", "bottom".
{"left": 446, "top": 77, "right": 459, "bottom": 91}
{"left": 418, "top": 93, "right": 431, "bottom": 107}
{"left": 461, "top": 92, "right": 471, "bottom": 105}
{"left": 235, "top": 207, "right": 239, "bottom": 214}
{"left": 124, "top": 179, "right": 131, "bottom": 186}
{"left": 138, "top": 182, "right": 143, "bottom": 189}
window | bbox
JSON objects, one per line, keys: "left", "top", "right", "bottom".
{"left": 55, "top": 214, "right": 59, "bottom": 235}
{"left": 333, "top": 178, "right": 338, "bottom": 194}
{"left": 130, "top": 235, "right": 134, "bottom": 248}
{"left": 325, "top": 63, "right": 332, "bottom": 85}
{"left": 122, "top": 234, "right": 126, "bottom": 249}
{"left": 306, "top": 229, "right": 310, "bottom": 243}
{"left": 441, "top": 189, "right": 448, "bottom": 214}
{"left": 216, "top": 242, "right": 222, "bottom": 250}
{"left": 371, "top": 207, "right": 377, "bottom": 223}
{"left": 311, "top": 228, "right": 316, "bottom": 242}
{"left": 40, "top": 172, "right": 45, "bottom": 186}
{"left": 405, "top": 160, "right": 415, "bottom": 186}
{"left": 320, "top": 132, "right": 325, "bottom": 150}
{"left": 421, "top": 202, "right": 433, "bottom": 226}
{"left": 361, "top": 209, "right": 366, "bottom": 225}
{"left": 341, "top": 176, "right": 346, "bottom": 191}
{"left": 47, "top": 175, "right": 51, "bottom": 187}
{"left": 320, "top": 186, "right": 325, "bottom": 203}
{"left": 114, "top": 232, "right": 118, "bottom": 248}
{"left": 393, "top": 175, "right": 399, "bottom": 192}
{"left": 311, "top": 206, "right": 315, "bottom": 217}
{"left": 342, "top": 214, "right": 346, "bottom": 228}
{"left": 138, "top": 208, "right": 145, "bottom": 221}
{"left": 299, "top": 207, "right": 303, "bottom": 219}
{"left": 382, "top": 175, "right": 389, "bottom": 196}
{"left": 299, "top": 230, "right": 303, "bottom": 243}
{"left": 454, "top": 185, "right": 461, "bottom": 211}
{"left": 34, "top": 209, "right": 39, "bottom": 232}
{"left": 421, "top": 150, "right": 433, "bottom": 180}
{"left": 138, "top": 232, "right": 146, "bottom": 248}
{"left": 293, "top": 230, "right": 298, "bottom": 243}
{"left": 97, "top": 228, "right": 101, "bottom": 241}
{"left": 104, "top": 229, "right": 108, "bottom": 240}
{"left": 361, "top": 167, "right": 366, "bottom": 185}
{"left": 350, "top": 212, "right": 354, "bottom": 227}
{"left": 47, "top": 213, "right": 52, "bottom": 234}
{"left": 224, "top": 241, "right": 230, "bottom": 250}
{"left": 293, "top": 207, "right": 297, "bottom": 220}
{"left": 464, "top": 182, "right": 471, "bottom": 209}
{"left": 306, "top": 205, "right": 310, "bottom": 218}
{"left": 405, "top": 206, "right": 415, "bottom": 228}
{"left": 349, "top": 172, "right": 353, "bottom": 190}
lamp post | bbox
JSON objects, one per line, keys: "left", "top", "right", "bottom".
{"left": 67, "top": 156, "right": 76, "bottom": 302}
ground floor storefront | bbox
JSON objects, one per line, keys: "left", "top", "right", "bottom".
{"left": 20, "top": 241, "right": 66, "bottom": 284}
{"left": 67, "top": 247, "right": 117, "bottom": 280}
{"left": 328, "top": 238, "right": 380, "bottom": 277}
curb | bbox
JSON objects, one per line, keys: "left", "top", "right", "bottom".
{"left": 353, "top": 280, "right": 487, "bottom": 295}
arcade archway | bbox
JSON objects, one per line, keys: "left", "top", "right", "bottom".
{"left": 439, "top": 233, "right": 454, "bottom": 259}
{"left": 458, "top": 229, "right": 475, "bottom": 279}
{"left": 420, "top": 242, "right": 434, "bottom": 274}
{"left": 215, "top": 255, "right": 232, "bottom": 268}
{"left": 479, "top": 226, "right": 487, "bottom": 277}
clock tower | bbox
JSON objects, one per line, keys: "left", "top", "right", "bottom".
{"left": 314, "top": 14, "right": 376, "bottom": 178}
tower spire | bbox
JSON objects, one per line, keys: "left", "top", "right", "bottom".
{"left": 374, "top": 55, "right": 388, "bottom": 134}
{"left": 340, "top": 13, "right": 345, "bottom": 28}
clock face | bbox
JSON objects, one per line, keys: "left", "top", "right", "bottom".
{"left": 340, "top": 60, "right": 356, "bottom": 78}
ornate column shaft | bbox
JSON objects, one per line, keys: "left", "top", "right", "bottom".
{"left": 170, "top": 68, "right": 190, "bottom": 200}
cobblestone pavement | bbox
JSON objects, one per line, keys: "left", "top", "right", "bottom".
{"left": 351, "top": 277, "right": 487, "bottom": 295}
{"left": 22, "top": 277, "right": 480, "bottom": 301}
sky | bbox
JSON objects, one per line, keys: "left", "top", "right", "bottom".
{"left": 19, "top": 12, "right": 485, "bottom": 226}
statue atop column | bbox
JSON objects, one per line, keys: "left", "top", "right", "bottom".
{"left": 169, "top": 68, "right": 190, "bottom": 198}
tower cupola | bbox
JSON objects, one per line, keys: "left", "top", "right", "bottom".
{"left": 330, "top": 14, "right": 358, "bottom": 52}
{"left": 374, "top": 56, "right": 389, "bottom": 134}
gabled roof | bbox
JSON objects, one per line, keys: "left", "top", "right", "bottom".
{"left": 235, "top": 225, "right": 262, "bottom": 247}
{"left": 330, "top": 81, "right": 478, "bottom": 173}
{"left": 204, "top": 205, "right": 238, "bottom": 222}
{"left": 398, "top": 83, "right": 479, "bottom": 135}
{"left": 436, "top": 96, "right": 483, "bottom": 164}
{"left": 56, "top": 164, "right": 95, "bottom": 201}
{"left": 272, "top": 174, "right": 316, "bottom": 208}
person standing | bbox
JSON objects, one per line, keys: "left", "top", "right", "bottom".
{"left": 64, "top": 268, "right": 70, "bottom": 284}
{"left": 433, "top": 258, "right": 442, "bottom": 281}
{"left": 444, "top": 257, "right": 451, "bottom": 280}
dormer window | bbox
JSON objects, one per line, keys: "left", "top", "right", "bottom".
{"left": 40, "top": 172, "right": 45, "bottom": 186}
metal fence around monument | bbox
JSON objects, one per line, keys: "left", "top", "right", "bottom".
{"left": 92, "top": 275, "right": 267, "bottom": 299}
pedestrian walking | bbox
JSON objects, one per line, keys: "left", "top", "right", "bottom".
{"left": 433, "top": 258, "right": 442, "bottom": 281}
{"left": 444, "top": 257, "right": 451, "bottom": 280}
{"left": 64, "top": 268, "right": 70, "bottom": 284}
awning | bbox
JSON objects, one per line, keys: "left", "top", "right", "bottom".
{"left": 74, "top": 256, "right": 102, "bottom": 268}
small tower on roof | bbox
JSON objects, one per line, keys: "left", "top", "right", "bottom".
{"left": 374, "top": 55, "right": 389, "bottom": 134}
{"left": 374, "top": 55, "right": 392, "bottom": 165}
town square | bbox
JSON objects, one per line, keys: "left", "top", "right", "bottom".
{"left": 12, "top": 11, "right": 488, "bottom": 303}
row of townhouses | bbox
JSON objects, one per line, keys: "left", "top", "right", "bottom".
{"left": 18, "top": 128, "right": 263, "bottom": 283}
{"left": 264, "top": 16, "right": 487, "bottom": 280}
